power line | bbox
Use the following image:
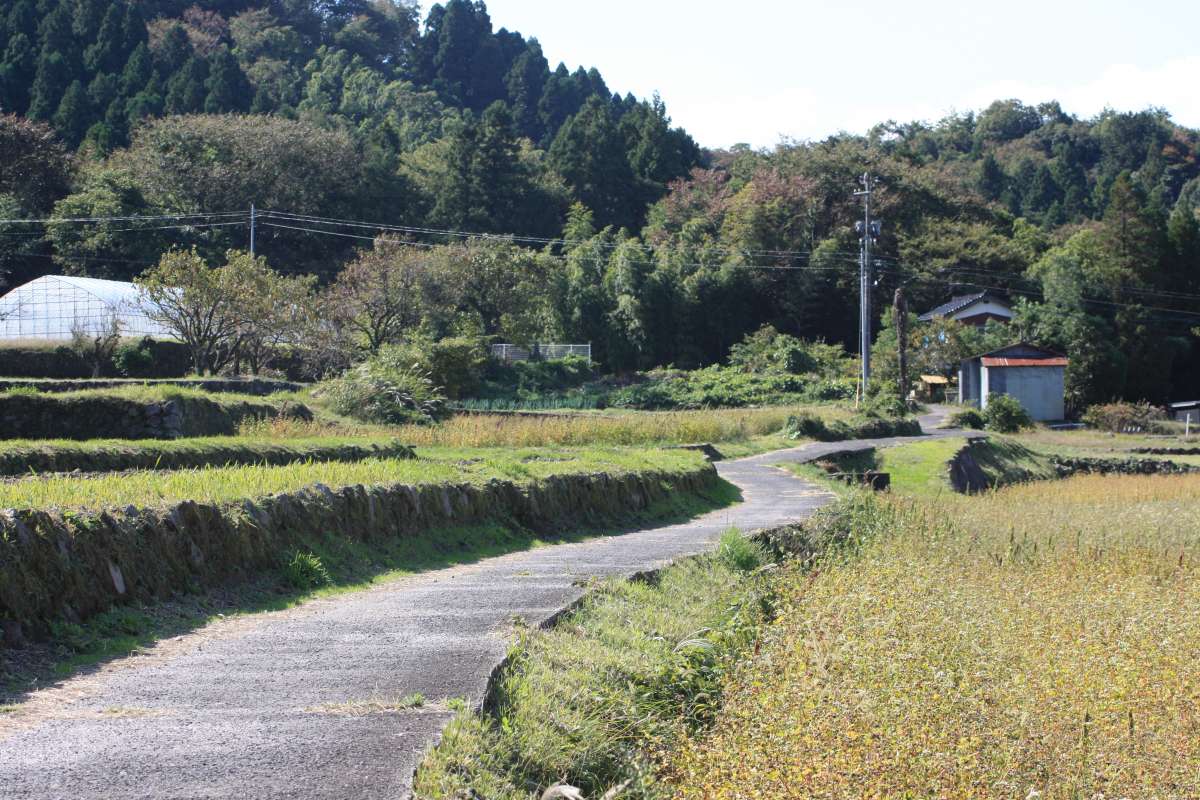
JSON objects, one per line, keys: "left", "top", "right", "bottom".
{"left": 0, "top": 211, "right": 245, "bottom": 225}
{"left": 258, "top": 209, "right": 851, "bottom": 261}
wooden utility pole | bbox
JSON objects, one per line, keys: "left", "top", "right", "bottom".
{"left": 895, "top": 287, "right": 909, "bottom": 401}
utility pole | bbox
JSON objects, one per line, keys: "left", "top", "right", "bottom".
{"left": 854, "top": 173, "right": 880, "bottom": 394}
{"left": 895, "top": 286, "right": 909, "bottom": 402}
{"left": 249, "top": 203, "right": 256, "bottom": 256}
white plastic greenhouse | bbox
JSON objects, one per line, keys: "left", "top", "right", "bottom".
{"left": 0, "top": 275, "right": 174, "bottom": 341}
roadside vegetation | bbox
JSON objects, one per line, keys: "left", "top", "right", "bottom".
{"left": 414, "top": 530, "right": 773, "bottom": 799}
{"left": 668, "top": 443, "right": 1200, "bottom": 798}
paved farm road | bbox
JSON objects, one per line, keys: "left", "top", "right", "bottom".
{"left": 0, "top": 410, "right": 966, "bottom": 799}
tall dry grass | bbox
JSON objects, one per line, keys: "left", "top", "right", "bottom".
{"left": 670, "top": 475, "right": 1200, "bottom": 798}
{"left": 247, "top": 406, "right": 831, "bottom": 448}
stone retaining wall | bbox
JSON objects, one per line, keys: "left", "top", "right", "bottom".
{"left": 0, "top": 464, "right": 717, "bottom": 642}
{"left": 1050, "top": 456, "right": 1198, "bottom": 477}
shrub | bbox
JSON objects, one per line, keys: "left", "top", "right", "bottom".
{"left": 785, "top": 413, "right": 921, "bottom": 442}
{"left": 320, "top": 352, "right": 445, "bottom": 425}
{"left": 983, "top": 393, "right": 1032, "bottom": 433}
{"left": 716, "top": 528, "right": 767, "bottom": 572}
{"left": 948, "top": 408, "right": 986, "bottom": 429}
{"left": 282, "top": 551, "right": 331, "bottom": 590}
{"left": 387, "top": 337, "right": 489, "bottom": 400}
{"left": 1081, "top": 401, "right": 1167, "bottom": 433}
{"left": 112, "top": 341, "right": 155, "bottom": 377}
{"left": 727, "top": 325, "right": 850, "bottom": 377}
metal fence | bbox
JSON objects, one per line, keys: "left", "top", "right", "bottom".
{"left": 490, "top": 343, "right": 591, "bottom": 364}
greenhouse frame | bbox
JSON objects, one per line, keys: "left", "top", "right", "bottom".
{"left": 0, "top": 275, "right": 174, "bottom": 341}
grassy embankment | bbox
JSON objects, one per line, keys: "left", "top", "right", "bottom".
{"left": 0, "top": 436, "right": 414, "bottom": 476}
{"left": 0, "top": 447, "right": 696, "bottom": 509}
{"left": 668, "top": 442, "right": 1200, "bottom": 798}
{"left": 414, "top": 531, "right": 774, "bottom": 799}
{"left": 1, "top": 446, "right": 732, "bottom": 697}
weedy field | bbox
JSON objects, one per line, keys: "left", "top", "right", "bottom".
{"left": 668, "top": 469, "right": 1200, "bottom": 798}
{"left": 256, "top": 404, "right": 846, "bottom": 450}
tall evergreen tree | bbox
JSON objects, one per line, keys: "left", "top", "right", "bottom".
{"left": 119, "top": 3, "right": 147, "bottom": 55}
{"left": 504, "top": 39, "right": 548, "bottom": 141}
{"left": 538, "top": 63, "right": 580, "bottom": 143}
{"left": 203, "top": 47, "right": 250, "bottom": 113}
{"left": 71, "top": 0, "right": 105, "bottom": 42}
{"left": 27, "top": 51, "right": 70, "bottom": 120}
{"left": 84, "top": 4, "right": 124, "bottom": 75}
{"left": 51, "top": 79, "right": 90, "bottom": 146}
{"left": 0, "top": 33, "right": 38, "bottom": 113}
{"left": 549, "top": 96, "right": 637, "bottom": 230}
{"left": 154, "top": 23, "right": 193, "bottom": 76}
{"left": 119, "top": 43, "right": 154, "bottom": 98}
{"left": 165, "top": 55, "right": 209, "bottom": 114}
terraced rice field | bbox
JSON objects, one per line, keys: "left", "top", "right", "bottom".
{"left": 669, "top": 474, "right": 1200, "bottom": 798}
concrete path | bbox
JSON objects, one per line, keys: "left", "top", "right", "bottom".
{"left": 0, "top": 410, "right": 965, "bottom": 799}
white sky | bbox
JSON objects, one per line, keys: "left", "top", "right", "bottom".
{"left": 447, "top": 0, "right": 1200, "bottom": 149}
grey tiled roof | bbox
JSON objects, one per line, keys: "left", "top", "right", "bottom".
{"left": 918, "top": 292, "right": 1009, "bottom": 321}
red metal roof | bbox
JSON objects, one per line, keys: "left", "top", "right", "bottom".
{"left": 982, "top": 357, "right": 1069, "bottom": 367}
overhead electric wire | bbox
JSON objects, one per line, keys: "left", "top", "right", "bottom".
{"left": 257, "top": 208, "right": 862, "bottom": 262}
{"left": 258, "top": 220, "right": 860, "bottom": 275}
{"left": 0, "top": 211, "right": 246, "bottom": 225}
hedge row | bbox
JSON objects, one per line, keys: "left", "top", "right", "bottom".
{"left": 786, "top": 413, "right": 923, "bottom": 442}
{"left": 0, "top": 393, "right": 312, "bottom": 440}
{"left": 0, "top": 339, "right": 192, "bottom": 379}
{"left": 0, "top": 463, "right": 718, "bottom": 638}
{"left": 0, "top": 439, "right": 414, "bottom": 477}
{"left": 0, "top": 377, "right": 303, "bottom": 395}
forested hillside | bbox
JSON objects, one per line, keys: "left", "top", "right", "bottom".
{"left": 0, "top": 0, "right": 699, "bottom": 275}
{"left": 1, "top": 2, "right": 1199, "bottom": 408}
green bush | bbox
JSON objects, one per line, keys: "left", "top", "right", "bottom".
{"left": 948, "top": 408, "right": 986, "bottom": 429}
{"left": 1081, "top": 401, "right": 1167, "bottom": 433}
{"left": 983, "top": 393, "right": 1033, "bottom": 433}
{"left": 609, "top": 366, "right": 810, "bottom": 410}
{"left": 112, "top": 340, "right": 157, "bottom": 377}
{"left": 320, "top": 348, "right": 446, "bottom": 424}
{"left": 283, "top": 551, "right": 331, "bottom": 590}
{"left": 727, "top": 325, "right": 851, "bottom": 377}
{"left": 388, "top": 337, "right": 489, "bottom": 400}
{"left": 785, "top": 413, "right": 922, "bottom": 442}
{"left": 716, "top": 528, "right": 767, "bottom": 572}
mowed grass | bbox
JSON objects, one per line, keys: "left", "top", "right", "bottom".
{"left": 669, "top": 476, "right": 1200, "bottom": 798}
{"left": 0, "top": 447, "right": 705, "bottom": 510}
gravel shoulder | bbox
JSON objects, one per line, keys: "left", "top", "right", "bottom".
{"left": 0, "top": 411, "right": 963, "bottom": 799}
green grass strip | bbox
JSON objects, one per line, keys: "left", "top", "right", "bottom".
{"left": 0, "top": 447, "right": 705, "bottom": 510}
{"left": 0, "top": 437, "right": 414, "bottom": 477}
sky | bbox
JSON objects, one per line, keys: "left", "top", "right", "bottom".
{"left": 446, "top": 0, "right": 1200, "bottom": 149}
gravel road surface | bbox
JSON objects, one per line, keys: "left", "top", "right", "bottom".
{"left": 0, "top": 410, "right": 966, "bottom": 799}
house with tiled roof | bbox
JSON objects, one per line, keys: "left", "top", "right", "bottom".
{"left": 918, "top": 292, "right": 1013, "bottom": 326}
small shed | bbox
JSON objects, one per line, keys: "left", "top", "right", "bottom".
{"left": 1169, "top": 401, "right": 1200, "bottom": 425}
{"left": 919, "top": 292, "right": 1013, "bottom": 326}
{"left": 959, "top": 343, "right": 1068, "bottom": 422}
{"left": 917, "top": 374, "right": 950, "bottom": 402}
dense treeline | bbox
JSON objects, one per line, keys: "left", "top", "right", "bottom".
{"left": 1, "top": 3, "right": 1199, "bottom": 408}
{"left": 0, "top": 0, "right": 699, "bottom": 279}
